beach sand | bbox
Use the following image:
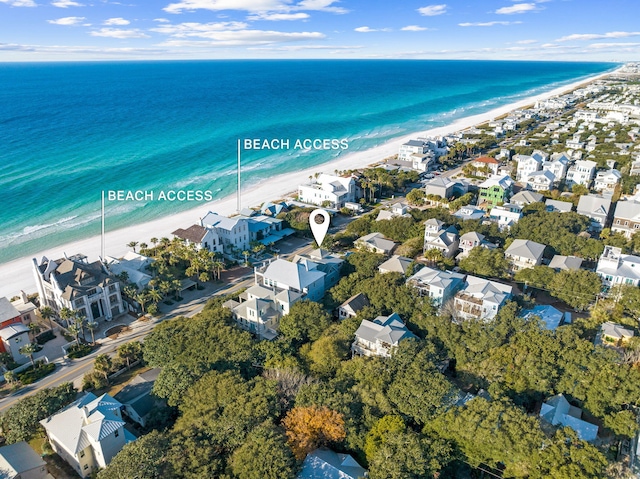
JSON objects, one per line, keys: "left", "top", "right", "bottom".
{"left": 0, "top": 68, "right": 618, "bottom": 299}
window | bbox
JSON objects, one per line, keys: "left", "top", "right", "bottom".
{"left": 84, "top": 464, "right": 89, "bottom": 470}
{"left": 115, "top": 429, "right": 119, "bottom": 437}
{"left": 80, "top": 450, "right": 85, "bottom": 458}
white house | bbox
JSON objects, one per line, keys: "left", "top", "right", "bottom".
{"left": 611, "top": 200, "right": 640, "bottom": 238}
{"left": 254, "top": 258, "right": 326, "bottom": 302}
{"left": 513, "top": 154, "right": 542, "bottom": 181}
{"left": 0, "top": 442, "right": 48, "bottom": 479}
{"left": 171, "top": 224, "right": 222, "bottom": 254}
{"left": 33, "top": 254, "right": 124, "bottom": 323}
{"left": 293, "top": 249, "right": 344, "bottom": 290}
{"left": 576, "top": 194, "right": 611, "bottom": 231}
{"left": 378, "top": 255, "right": 413, "bottom": 275}
{"left": 351, "top": 313, "right": 416, "bottom": 358}
{"left": 298, "top": 449, "right": 367, "bottom": 479}
{"left": 542, "top": 152, "right": 570, "bottom": 181}
{"left": 398, "top": 139, "right": 428, "bottom": 162}
{"left": 453, "top": 276, "right": 513, "bottom": 321}
{"left": 105, "top": 251, "right": 154, "bottom": 291}
{"left": 510, "top": 190, "right": 544, "bottom": 207}
{"left": 458, "top": 231, "right": 496, "bottom": 258}
{"left": 40, "top": 393, "right": 134, "bottom": 478}
{"left": 407, "top": 266, "right": 465, "bottom": 308}
{"left": 200, "top": 212, "right": 251, "bottom": 255}
{"left": 470, "top": 156, "right": 501, "bottom": 176}
{"left": 488, "top": 203, "right": 523, "bottom": 230}
{"left": 337, "top": 293, "right": 370, "bottom": 320}
{"left": 505, "top": 239, "right": 545, "bottom": 273}
{"left": 376, "top": 202, "right": 411, "bottom": 221}
{"left": 565, "top": 160, "right": 597, "bottom": 188}
{"left": 545, "top": 199, "right": 573, "bottom": 213}
{"left": 298, "top": 173, "right": 357, "bottom": 209}
{"left": 423, "top": 219, "right": 459, "bottom": 258}
{"left": 0, "top": 323, "right": 31, "bottom": 365}
{"left": 596, "top": 245, "right": 640, "bottom": 288}
{"left": 593, "top": 169, "right": 622, "bottom": 193}
{"left": 540, "top": 394, "right": 598, "bottom": 442}
{"left": 525, "top": 170, "right": 556, "bottom": 192}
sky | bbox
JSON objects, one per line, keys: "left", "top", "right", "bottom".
{"left": 0, "top": 0, "right": 639, "bottom": 61}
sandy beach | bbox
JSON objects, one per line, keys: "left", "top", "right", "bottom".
{"left": 0, "top": 68, "right": 619, "bottom": 299}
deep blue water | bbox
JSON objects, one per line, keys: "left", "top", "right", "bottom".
{"left": 0, "top": 60, "right": 617, "bottom": 263}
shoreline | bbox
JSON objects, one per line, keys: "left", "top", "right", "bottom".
{"left": 0, "top": 67, "right": 619, "bottom": 298}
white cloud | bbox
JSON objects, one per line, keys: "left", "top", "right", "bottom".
{"left": 247, "top": 12, "right": 310, "bottom": 20}
{"left": 51, "top": 0, "right": 84, "bottom": 6}
{"left": 495, "top": 3, "right": 538, "bottom": 14}
{"left": 459, "top": 21, "right": 521, "bottom": 27}
{"left": 163, "top": 0, "right": 347, "bottom": 15}
{"left": 154, "top": 18, "right": 171, "bottom": 22}
{"left": 103, "top": 17, "right": 130, "bottom": 25}
{"left": 516, "top": 39, "right": 537, "bottom": 44}
{"left": 354, "top": 26, "right": 391, "bottom": 33}
{"left": 588, "top": 42, "right": 640, "bottom": 50}
{"left": 557, "top": 31, "right": 640, "bottom": 42}
{"left": 248, "top": 44, "right": 362, "bottom": 51}
{"left": 417, "top": 4, "right": 447, "bottom": 16}
{"left": 401, "top": 25, "right": 427, "bottom": 31}
{"left": 0, "top": 0, "right": 37, "bottom": 6}
{"left": 90, "top": 28, "right": 149, "bottom": 38}
{"left": 151, "top": 21, "right": 249, "bottom": 35}
{"left": 47, "top": 16, "right": 86, "bottom": 25}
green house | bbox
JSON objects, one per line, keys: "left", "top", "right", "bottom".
{"left": 478, "top": 174, "right": 514, "bottom": 208}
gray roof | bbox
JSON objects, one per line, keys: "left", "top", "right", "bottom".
{"left": 462, "top": 275, "right": 513, "bottom": 304}
{"left": 549, "top": 255, "right": 583, "bottom": 271}
{"left": 262, "top": 259, "right": 325, "bottom": 291}
{"left": 577, "top": 194, "right": 611, "bottom": 218}
{"left": 600, "top": 321, "right": 635, "bottom": 340}
{"left": 479, "top": 174, "right": 513, "bottom": 190}
{"left": 38, "top": 257, "right": 114, "bottom": 302}
{"left": 540, "top": 394, "right": 598, "bottom": 442}
{"left": 378, "top": 255, "right": 413, "bottom": 274}
{"left": 613, "top": 200, "right": 640, "bottom": 221}
{"left": 340, "top": 293, "right": 370, "bottom": 314}
{"left": 510, "top": 190, "right": 544, "bottom": 206}
{"left": 408, "top": 266, "right": 465, "bottom": 290}
{"left": 0, "top": 297, "right": 20, "bottom": 324}
{"left": 460, "top": 231, "right": 485, "bottom": 243}
{"left": 298, "top": 448, "right": 367, "bottom": 479}
{"left": 354, "top": 313, "right": 416, "bottom": 346}
{"left": 0, "top": 323, "right": 29, "bottom": 341}
{"left": 356, "top": 233, "right": 396, "bottom": 253}
{"left": 0, "top": 442, "right": 46, "bottom": 477}
{"left": 201, "top": 212, "right": 246, "bottom": 231}
{"left": 403, "top": 139, "right": 424, "bottom": 147}
{"left": 545, "top": 199, "right": 573, "bottom": 213}
{"left": 114, "top": 368, "right": 160, "bottom": 405}
{"left": 505, "top": 239, "right": 545, "bottom": 262}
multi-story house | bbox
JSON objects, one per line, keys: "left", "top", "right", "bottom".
{"left": 593, "top": 169, "right": 622, "bottom": 193}
{"left": 505, "top": 239, "right": 545, "bottom": 273}
{"left": 200, "top": 212, "right": 251, "bottom": 254}
{"left": 470, "top": 156, "right": 500, "bottom": 176}
{"left": 172, "top": 224, "right": 222, "bottom": 254}
{"left": 40, "top": 393, "right": 133, "bottom": 478}
{"left": 254, "top": 258, "right": 326, "bottom": 302}
{"left": 424, "top": 177, "right": 468, "bottom": 200}
{"left": 293, "top": 249, "right": 344, "bottom": 290}
{"left": 298, "top": 173, "right": 357, "bottom": 209}
{"left": 453, "top": 275, "right": 513, "bottom": 321}
{"left": 337, "top": 293, "right": 370, "bottom": 320}
{"left": 565, "top": 160, "right": 597, "bottom": 188}
{"left": 477, "top": 174, "right": 514, "bottom": 208}
{"left": 351, "top": 313, "right": 416, "bottom": 358}
{"left": 576, "top": 194, "right": 612, "bottom": 231}
{"left": 513, "top": 154, "right": 542, "bottom": 181}
{"left": 398, "top": 139, "right": 428, "bottom": 161}
{"left": 32, "top": 254, "right": 123, "bottom": 322}
{"left": 423, "top": 219, "right": 459, "bottom": 258}
{"left": 525, "top": 170, "right": 556, "bottom": 192}
{"left": 542, "top": 152, "right": 570, "bottom": 181}
{"left": 458, "top": 231, "right": 496, "bottom": 258}
{"left": 488, "top": 203, "right": 522, "bottom": 230}
{"left": 407, "top": 266, "right": 465, "bottom": 308}
{"left": 596, "top": 245, "right": 640, "bottom": 289}
{"left": 611, "top": 200, "right": 640, "bottom": 238}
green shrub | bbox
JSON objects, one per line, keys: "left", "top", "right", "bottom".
{"left": 17, "top": 362, "right": 55, "bottom": 385}
{"left": 35, "top": 330, "right": 55, "bottom": 345}
{"left": 67, "top": 344, "right": 93, "bottom": 359}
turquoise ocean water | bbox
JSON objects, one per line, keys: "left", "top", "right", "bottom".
{"left": 0, "top": 60, "right": 617, "bottom": 264}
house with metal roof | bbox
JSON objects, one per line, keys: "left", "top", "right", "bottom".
{"left": 407, "top": 266, "right": 465, "bottom": 308}
{"left": 453, "top": 276, "right": 513, "bottom": 321}
{"left": 545, "top": 199, "right": 573, "bottom": 213}
{"left": 32, "top": 254, "right": 124, "bottom": 323}
{"left": 293, "top": 249, "right": 344, "bottom": 290}
{"left": 423, "top": 219, "right": 459, "bottom": 258}
{"left": 114, "top": 368, "right": 161, "bottom": 428}
{"left": 352, "top": 313, "right": 416, "bottom": 358}
{"left": 549, "top": 254, "right": 583, "bottom": 271}
{"left": 298, "top": 173, "right": 358, "bottom": 209}
{"left": 596, "top": 245, "right": 640, "bottom": 288}
{"left": 504, "top": 239, "right": 546, "bottom": 273}
{"left": 611, "top": 200, "right": 640, "bottom": 239}
{"left": 255, "top": 258, "right": 326, "bottom": 302}
{"left": 378, "top": 255, "right": 413, "bottom": 275}
{"left": 521, "top": 304, "right": 566, "bottom": 330}
{"left": 355, "top": 233, "right": 397, "bottom": 255}
{"left": 510, "top": 190, "right": 544, "bottom": 207}
{"left": 477, "top": 174, "right": 513, "bottom": 208}
{"left": 458, "top": 231, "right": 496, "bottom": 258}
{"left": 0, "top": 442, "right": 48, "bottom": 479}
{"left": 540, "top": 394, "right": 598, "bottom": 442}
{"left": 524, "top": 169, "right": 556, "bottom": 192}
{"left": 298, "top": 448, "right": 367, "bottom": 479}
{"left": 40, "top": 393, "right": 135, "bottom": 478}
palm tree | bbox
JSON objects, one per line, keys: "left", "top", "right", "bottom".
{"left": 86, "top": 320, "right": 98, "bottom": 345}
{"left": 74, "top": 312, "right": 87, "bottom": 342}
{"left": 19, "top": 343, "right": 38, "bottom": 368}
{"left": 93, "top": 354, "right": 112, "bottom": 384}
{"left": 136, "top": 291, "right": 149, "bottom": 314}
{"left": 139, "top": 242, "right": 148, "bottom": 251}
{"left": 148, "top": 287, "right": 162, "bottom": 305}
{"left": 150, "top": 237, "right": 158, "bottom": 248}
{"left": 28, "top": 322, "right": 41, "bottom": 339}
{"left": 118, "top": 342, "right": 141, "bottom": 369}
{"left": 68, "top": 322, "right": 82, "bottom": 344}
{"left": 159, "top": 280, "right": 171, "bottom": 298}
{"left": 39, "top": 306, "right": 55, "bottom": 331}
{"left": 212, "top": 260, "right": 224, "bottom": 281}
{"left": 122, "top": 285, "right": 137, "bottom": 300}
{"left": 59, "top": 307, "right": 73, "bottom": 328}
{"left": 4, "top": 370, "right": 16, "bottom": 386}
{"left": 242, "top": 250, "right": 250, "bottom": 266}
{"left": 171, "top": 279, "right": 182, "bottom": 300}
{"left": 127, "top": 241, "right": 139, "bottom": 253}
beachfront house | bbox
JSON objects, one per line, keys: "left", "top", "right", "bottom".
{"left": 477, "top": 174, "right": 513, "bottom": 208}
{"left": 351, "top": 313, "right": 416, "bottom": 358}
{"left": 566, "top": 160, "right": 597, "bottom": 188}
{"left": 200, "top": 212, "right": 251, "bottom": 255}
{"left": 40, "top": 393, "right": 134, "bottom": 478}
{"left": 298, "top": 173, "right": 357, "bottom": 209}
{"left": 32, "top": 254, "right": 124, "bottom": 323}
{"left": 596, "top": 245, "right": 640, "bottom": 289}
{"left": 453, "top": 275, "right": 513, "bottom": 321}
{"left": 172, "top": 224, "right": 222, "bottom": 254}
{"left": 423, "top": 219, "right": 459, "bottom": 258}
{"left": 611, "top": 200, "right": 640, "bottom": 238}
{"left": 407, "top": 266, "right": 465, "bottom": 308}
{"left": 254, "top": 257, "right": 326, "bottom": 302}
{"left": 504, "top": 239, "right": 545, "bottom": 273}
{"left": 104, "top": 251, "right": 154, "bottom": 291}
{"left": 576, "top": 194, "right": 612, "bottom": 231}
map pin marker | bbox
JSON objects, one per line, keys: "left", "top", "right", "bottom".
{"left": 309, "top": 209, "right": 330, "bottom": 247}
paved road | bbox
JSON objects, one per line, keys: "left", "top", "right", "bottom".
{"left": 0, "top": 241, "right": 318, "bottom": 413}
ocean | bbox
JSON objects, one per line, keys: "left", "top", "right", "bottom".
{"left": 0, "top": 60, "right": 616, "bottom": 264}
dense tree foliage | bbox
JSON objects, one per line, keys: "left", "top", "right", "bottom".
{"left": 282, "top": 405, "right": 346, "bottom": 460}
{"left": 97, "top": 430, "right": 172, "bottom": 479}
{"left": 459, "top": 247, "right": 509, "bottom": 278}
{"left": 231, "top": 424, "right": 297, "bottom": 479}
